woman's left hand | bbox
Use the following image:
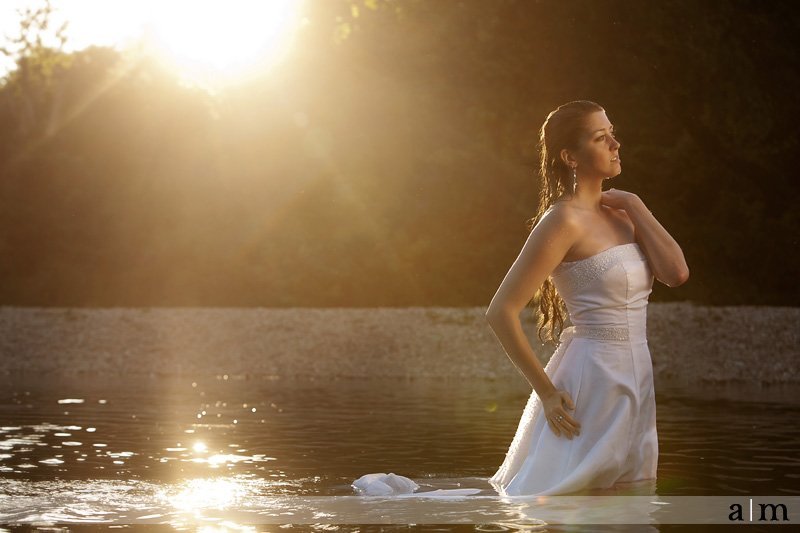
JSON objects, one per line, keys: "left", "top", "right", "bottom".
{"left": 600, "top": 188, "right": 640, "bottom": 211}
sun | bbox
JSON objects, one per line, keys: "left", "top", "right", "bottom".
{"left": 0, "top": 1, "right": 305, "bottom": 85}
{"left": 144, "top": 0, "right": 304, "bottom": 85}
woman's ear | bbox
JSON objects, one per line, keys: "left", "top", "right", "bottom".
{"left": 560, "top": 148, "right": 575, "bottom": 168}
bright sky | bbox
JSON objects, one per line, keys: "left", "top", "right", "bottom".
{"left": 0, "top": 0, "right": 306, "bottom": 85}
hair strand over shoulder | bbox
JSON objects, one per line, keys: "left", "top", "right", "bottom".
{"left": 525, "top": 100, "right": 604, "bottom": 344}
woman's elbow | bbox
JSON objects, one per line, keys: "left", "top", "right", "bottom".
{"left": 668, "top": 267, "right": 690, "bottom": 287}
{"left": 484, "top": 308, "right": 501, "bottom": 324}
{"left": 485, "top": 306, "right": 514, "bottom": 325}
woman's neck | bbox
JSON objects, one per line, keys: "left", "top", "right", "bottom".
{"left": 559, "top": 180, "right": 604, "bottom": 213}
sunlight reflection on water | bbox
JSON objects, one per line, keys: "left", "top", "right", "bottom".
{"left": 0, "top": 373, "right": 798, "bottom": 527}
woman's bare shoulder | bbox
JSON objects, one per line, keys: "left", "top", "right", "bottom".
{"left": 604, "top": 204, "right": 636, "bottom": 232}
{"left": 543, "top": 199, "right": 582, "bottom": 223}
{"left": 538, "top": 201, "right": 582, "bottom": 236}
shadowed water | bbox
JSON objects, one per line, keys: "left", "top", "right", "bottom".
{"left": 0, "top": 373, "right": 798, "bottom": 530}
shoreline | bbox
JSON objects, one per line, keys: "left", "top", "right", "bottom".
{"left": 0, "top": 303, "right": 797, "bottom": 385}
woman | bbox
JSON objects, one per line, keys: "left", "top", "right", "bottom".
{"left": 351, "top": 100, "right": 689, "bottom": 499}
{"left": 485, "top": 100, "right": 689, "bottom": 496}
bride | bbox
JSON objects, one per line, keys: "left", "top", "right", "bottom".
{"left": 353, "top": 100, "right": 689, "bottom": 498}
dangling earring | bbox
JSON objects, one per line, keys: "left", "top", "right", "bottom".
{"left": 571, "top": 166, "right": 578, "bottom": 193}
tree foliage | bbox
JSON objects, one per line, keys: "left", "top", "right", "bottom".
{"left": 0, "top": 0, "right": 797, "bottom": 306}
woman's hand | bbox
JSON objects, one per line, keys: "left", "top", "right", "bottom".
{"left": 600, "top": 188, "right": 640, "bottom": 211}
{"left": 542, "top": 389, "right": 581, "bottom": 439}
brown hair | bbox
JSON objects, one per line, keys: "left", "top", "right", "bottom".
{"left": 525, "top": 100, "right": 605, "bottom": 344}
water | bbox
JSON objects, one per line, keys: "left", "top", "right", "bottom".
{"left": 1, "top": 373, "right": 799, "bottom": 530}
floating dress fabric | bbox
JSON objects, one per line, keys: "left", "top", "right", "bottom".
{"left": 351, "top": 473, "right": 420, "bottom": 496}
{"left": 351, "top": 472, "right": 482, "bottom": 498}
{"left": 489, "top": 242, "right": 658, "bottom": 496}
{"left": 352, "top": 242, "right": 657, "bottom": 499}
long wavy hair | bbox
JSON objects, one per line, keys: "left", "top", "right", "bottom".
{"left": 525, "top": 100, "right": 605, "bottom": 344}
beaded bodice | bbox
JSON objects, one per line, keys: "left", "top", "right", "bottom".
{"left": 550, "top": 242, "right": 653, "bottom": 339}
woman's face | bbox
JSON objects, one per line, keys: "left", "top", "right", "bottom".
{"left": 572, "top": 110, "right": 621, "bottom": 179}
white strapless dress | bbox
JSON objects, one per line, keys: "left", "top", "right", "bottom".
{"left": 353, "top": 242, "right": 658, "bottom": 498}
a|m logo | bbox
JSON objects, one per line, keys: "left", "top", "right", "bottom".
{"left": 729, "top": 499, "right": 790, "bottom": 522}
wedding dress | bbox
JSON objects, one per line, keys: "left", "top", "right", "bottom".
{"left": 489, "top": 242, "right": 658, "bottom": 496}
{"left": 352, "top": 242, "right": 658, "bottom": 498}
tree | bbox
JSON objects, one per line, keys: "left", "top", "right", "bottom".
{"left": 0, "top": 0, "right": 71, "bottom": 141}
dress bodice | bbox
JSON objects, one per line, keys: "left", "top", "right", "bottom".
{"left": 550, "top": 242, "right": 653, "bottom": 338}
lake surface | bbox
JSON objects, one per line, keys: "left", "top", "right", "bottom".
{"left": 1, "top": 373, "right": 798, "bottom": 530}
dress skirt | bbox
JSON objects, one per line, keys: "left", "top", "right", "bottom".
{"left": 489, "top": 325, "right": 658, "bottom": 497}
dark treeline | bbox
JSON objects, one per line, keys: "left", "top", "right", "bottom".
{"left": 0, "top": 0, "right": 797, "bottom": 307}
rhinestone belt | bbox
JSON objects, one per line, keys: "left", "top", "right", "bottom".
{"left": 572, "top": 325, "right": 632, "bottom": 341}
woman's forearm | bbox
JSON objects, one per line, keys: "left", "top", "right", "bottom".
{"left": 486, "top": 310, "right": 558, "bottom": 399}
{"left": 626, "top": 196, "right": 690, "bottom": 287}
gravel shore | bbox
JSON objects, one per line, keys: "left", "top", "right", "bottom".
{"left": 0, "top": 303, "right": 797, "bottom": 385}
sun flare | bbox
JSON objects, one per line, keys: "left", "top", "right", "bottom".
{"left": 0, "top": 1, "right": 305, "bottom": 84}
{"left": 146, "top": 0, "right": 303, "bottom": 84}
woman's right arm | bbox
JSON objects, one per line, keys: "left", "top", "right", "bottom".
{"left": 485, "top": 207, "right": 580, "bottom": 398}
